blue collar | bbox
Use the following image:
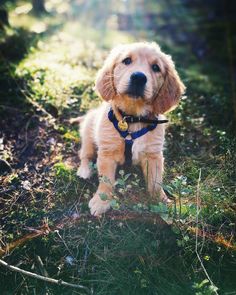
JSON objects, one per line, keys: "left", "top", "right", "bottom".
{"left": 108, "top": 108, "right": 166, "bottom": 144}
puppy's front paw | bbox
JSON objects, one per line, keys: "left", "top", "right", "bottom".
{"left": 77, "top": 164, "right": 91, "bottom": 179}
{"left": 89, "top": 194, "right": 111, "bottom": 216}
{"left": 160, "top": 189, "right": 171, "bottom": 204}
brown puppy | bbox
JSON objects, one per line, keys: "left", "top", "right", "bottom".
{"left": 76, "top": 42, "right": 185, "bottom": 216}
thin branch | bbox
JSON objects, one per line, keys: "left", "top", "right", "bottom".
{"left": 0, "top": 223, "right": 51, "bottom": 256}
{"left": 35, "top": 255, "right": 49, "bottom": 277}
{"left": 0, "top": 258, "right": 90, "bottom": 293}
{"left": 195, "top": 169, "right": 219, "bottom": 294}
{"left": 55, "top": 230, "right": 76, "bottom": 261}
{"left": 24, "top": 93, "right": 57, "bottom": 125}
{"left": 189, "top": 226, "right": 236, "bottom": 251}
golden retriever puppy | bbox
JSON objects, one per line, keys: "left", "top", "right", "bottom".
{"left": 76, "top": 42, "right": 185, "bottom": 216}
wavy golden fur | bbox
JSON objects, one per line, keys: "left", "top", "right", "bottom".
{"left": 75, "top": 42, "right": 185, "bottom": 216}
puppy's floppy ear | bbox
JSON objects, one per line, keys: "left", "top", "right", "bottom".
{"left": 153, "top": 55, "right": 185, "bottom": 114}
{"left": 95, "top": 46, "right": 122, "bottom": 101}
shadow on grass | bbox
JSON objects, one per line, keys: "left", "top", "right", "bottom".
{"left": 0, "top": 215, "right": 193, "bottom": 295}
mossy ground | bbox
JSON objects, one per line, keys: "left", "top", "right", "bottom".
{"left": 0, "top": 1, "right": 235, "bottom": 294}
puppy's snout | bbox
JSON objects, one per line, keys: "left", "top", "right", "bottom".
{"left": 127, "top": 71, "right": 147, "bottom": 98}
{"left": 130, "top": 72, "right": 147, "bottom": 86}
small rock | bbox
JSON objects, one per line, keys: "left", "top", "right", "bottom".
{"left": 22, "top": 180, "right": 31, "bottom": 190}
{"left": 65, "top": 256, "right": 74, "bottom": 266}
{"left": 47, "top": 137, "right": 56, "bottom": 145}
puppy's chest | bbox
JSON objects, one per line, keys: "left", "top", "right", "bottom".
{"left": 127, "top": 123, "right": 165, "bottom": 162}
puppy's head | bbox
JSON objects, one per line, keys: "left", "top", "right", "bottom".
{"left": 95, "top": 42, "right": 185, "bottom": 115}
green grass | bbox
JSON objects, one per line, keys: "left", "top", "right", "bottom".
{"left": 0, "top": 1, "right": 235, "bottom": 294}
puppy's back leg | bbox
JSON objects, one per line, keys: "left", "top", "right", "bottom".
{"left": 77, "top": 112, "right": 95, "bottom": 179}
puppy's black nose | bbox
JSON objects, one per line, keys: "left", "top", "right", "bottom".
{"left": 130, "top": 72, "right": 147, "bottom": 86}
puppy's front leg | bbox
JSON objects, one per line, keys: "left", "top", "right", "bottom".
{"left": 89, "top": 150, "right": 120, "bottom": 216}
{"left": 140, "top": 152, "right": 169, "bottom": 202}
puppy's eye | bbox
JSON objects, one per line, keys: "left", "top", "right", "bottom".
{"left": 152, "top": 64, "right": 161, "bottom": 73}
{"left": 122, "top": 57, "right": 132, "bottom": 65}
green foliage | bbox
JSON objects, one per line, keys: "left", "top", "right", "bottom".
{"left": 193, "top": 280, "right": 219, "bottom": 295}
{"left": 53, "top": 162, "right": 72, "bottom": 178}
{"left": 63, "top": 129, "right": 80, "bottom": 143}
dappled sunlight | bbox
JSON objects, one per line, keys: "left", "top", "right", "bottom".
{"left": 16, "top": 31, "right": 97, "bottom": 109}
{"left": 0, "top": 0, "right": 235, "bottom": 294}
{"left": 11, "top": 1, "right": 138, "bottom": 112}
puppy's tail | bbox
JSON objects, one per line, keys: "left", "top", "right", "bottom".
{"left": 69, "top": 116, "right": 84, "bottom": 124}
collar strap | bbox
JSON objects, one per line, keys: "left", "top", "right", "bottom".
{"left": 121, "top": 116, "right": 168, "bottom": 124}
{"left": 117, "top": 108, "right": 168, "bottom": 124}
{"left": 108, "top": 108, "right": 167, "bottom": 143}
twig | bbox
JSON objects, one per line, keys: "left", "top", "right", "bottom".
{"left": 178, "top": 186, "right": 182, "bottom": 219}
{"left": 195, "top": 169, "right": 219, "bottom": 294}
{"left": 55, "top": 230, "right": 76, "bottom": 261}
{"left": 189, "top": 226, "right": 236, "bottom": 251}
{"left": 0, "top": 223, "right": 51, "bottom": 256}
{"left": 0, "top": 105, "right": 25, "bottom": 112}
{"left": 36, "top": 255, "right": 49, "bottom": 277}
{"left": 0, "top": 258, "right": 89, "bottom": 293}
{"left": 35, "top": 255, "right": 50, "bottom": 293}
{"left": 20, "top": 87, "right": 58, "bottom": 129}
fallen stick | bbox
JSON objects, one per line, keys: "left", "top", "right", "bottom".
{"left": 0, "top": 258, "right": 90, "bottom": 292}
{"left": 0, "top": 223, "right": 51, "bottom": 256}
{"left": 188, "top": 226, "right": 236, "bottom": 251}
{"left": 194, "top": 169, "right": 219, "bottom": 295}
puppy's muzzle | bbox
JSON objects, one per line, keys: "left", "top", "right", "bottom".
{"left": 127, "top": 71, "right": 147, "bottom": 98}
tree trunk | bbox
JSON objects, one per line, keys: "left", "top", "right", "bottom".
{"left": 32, "top": 0, "right": 46, "bottom": 15}
{"left": 0, "top": 8, "right": 9, "bottom": 30}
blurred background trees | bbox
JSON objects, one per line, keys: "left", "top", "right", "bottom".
{"left": 1, "top": 0, "right": 235, "bottom": 127}
{"left": 32, "top": 0, "right": 46, "bottom": 15}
